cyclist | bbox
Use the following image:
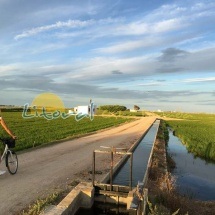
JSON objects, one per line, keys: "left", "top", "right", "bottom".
{"left": 0, "top": 116, "right": 16, "bottom": 175}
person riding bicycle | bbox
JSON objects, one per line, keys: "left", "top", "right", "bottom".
{"left": 0, "top": 116, "right": 16, "bottom": 175}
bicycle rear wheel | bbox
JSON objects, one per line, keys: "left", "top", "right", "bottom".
{"left": 6, "top": 151, "right": 18, "bottom": 175}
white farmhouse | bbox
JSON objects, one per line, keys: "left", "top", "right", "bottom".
{"left": 74, "top": 104, "right": 97, "bottom": 115}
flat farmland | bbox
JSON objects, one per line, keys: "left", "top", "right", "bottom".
{"left": 0, "top": 112, "right": 134, "bottom": 151}
{"left": 156, "top": 112, "right": 215, "bottom": 162}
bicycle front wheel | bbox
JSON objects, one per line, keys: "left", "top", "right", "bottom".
{"left": 6, "top": 151, "right": 18, "bottom": 175}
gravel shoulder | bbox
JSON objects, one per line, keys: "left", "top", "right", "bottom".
{"left": 0, "top": 117, "right": 156, "bottom": 215}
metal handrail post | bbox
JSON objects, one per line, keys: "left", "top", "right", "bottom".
{"left": 92, "top": 151, "right": 95, "bottom": 187}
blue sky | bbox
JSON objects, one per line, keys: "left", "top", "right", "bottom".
{"left": 0, "top": 0, "right": 215, "bottom": 113}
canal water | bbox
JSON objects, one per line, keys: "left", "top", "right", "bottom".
{"left": 167, "top": 129, "right": 215, "bottom": 201}
{"left": 113, "top": 120, "right": 160, "bottom": 186}
{"left": 76, "top": 120, "right": 160, "bottom": 215}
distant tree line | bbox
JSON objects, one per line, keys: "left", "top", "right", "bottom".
{"left": 99, "top": 105, "right": 127, "bottom": 112}
{"left": 0, "top": 108, "right": 23, "bottom": 112}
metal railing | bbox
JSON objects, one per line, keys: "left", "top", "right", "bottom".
{"left": 92, "top": 146, "right": 133, "bottom": 191}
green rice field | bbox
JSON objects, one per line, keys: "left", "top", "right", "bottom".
{"left": 0, "top": 112, "right": 134, "bottom": 151}
{"left": 156, "top": 112, "right": 215, "bottom": 162}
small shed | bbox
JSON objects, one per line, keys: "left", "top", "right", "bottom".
{"left": 74, "top": 104, "right": 97, "bottom": 115}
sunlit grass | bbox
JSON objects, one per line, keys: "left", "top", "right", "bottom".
{"left": 0, "top": 112, "right": 133, "bottom": 151}
{"left": 156, "top": 112, "right": 215, "bottom": 161}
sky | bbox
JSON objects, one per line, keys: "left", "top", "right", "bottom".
{"left": 0, "top": 0, "right": 215, "bottom": 113}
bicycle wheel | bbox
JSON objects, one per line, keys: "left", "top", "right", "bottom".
{"left": 6, "top": 150, "right": 18, "bottom": 175}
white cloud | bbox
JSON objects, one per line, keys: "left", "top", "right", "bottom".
{"left": 95, "top": 34, "right": 184, "bottom": 54}
{"left": 138, "top": 81, "right": 165, "bottom": 87}
{"left": 14, "top": 2, "right": 192, "bottom": 41}
{"left": 0, "top": 65, "right": 20, "bottom": 76}
{"left": 111, "top": 17, "right": 185, "bottom": 37}
{"left": 183, "top": 77, "right": 215, "bottom": 83}
{"left": 14, "top": 19, "right": 95, "bottom": 40}
{"left": 153, "top": 18, "right": 185, "bottom": 33}
{"left": 62, "top": 56, "right": 159, "bottom": 82}
{"left": 14, "top": 17, "right": 123, "bottom": 40}
{"left": 95, "top": 40, "right": 146, "bottom": 54}
{"left": 191, "top": 2, "right": 215, "bottom": 12}
{"left": 2, "top": 45, "right": 215, "bottom": 85}
{"left": 13, "top": 0, "right": 214, "bottom": 46}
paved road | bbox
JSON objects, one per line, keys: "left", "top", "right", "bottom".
{"left": 0, "top": 117, "right": 156, "bottom": 215}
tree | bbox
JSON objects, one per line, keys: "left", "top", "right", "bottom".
{"left": 134, "top": 105, "right": 140, "bottom": 110}
{"left": 99, "top": 105, "right": 127, "bottom": 112}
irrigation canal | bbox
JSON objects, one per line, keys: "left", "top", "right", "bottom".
{"left": 113, "top": 119, "right": 160, "bottom": 186}
{"left": 77, "top": 119, "right": 160, "bottom": 215}
{"left": 167, "top": 129, "right": 215, "bottom": 201}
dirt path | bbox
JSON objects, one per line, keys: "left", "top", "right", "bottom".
{"left": 0, "top": 117, "right": 156, "bottom": 215}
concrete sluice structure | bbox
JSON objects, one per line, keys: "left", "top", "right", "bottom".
{"left": 42, "top": 120, "right": 160, "bottom": 215}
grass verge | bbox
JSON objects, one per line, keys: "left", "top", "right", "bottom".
{"left": 20, "top": 180, "right": 79, "bottom": 215}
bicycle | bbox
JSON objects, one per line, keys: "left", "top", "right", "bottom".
{"left": 0, "top": 137, "right": 18, "bottom": 175}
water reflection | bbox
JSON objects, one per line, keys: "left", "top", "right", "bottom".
{"left": 167, "top": 129, "right": 215, "bottom": 200}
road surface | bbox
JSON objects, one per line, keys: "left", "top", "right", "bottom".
{"left": 0, "top": 117, "right": 156, "bottom": 214}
